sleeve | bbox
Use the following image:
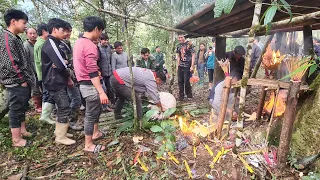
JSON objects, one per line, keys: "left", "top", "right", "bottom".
{"left": 4, "top": 38, "right": 25, "bottom": 82}
{"left": 145, "top": 80, "right": 160, "bottom": 103}
{"left": 190, "top": 45, "right": 195, "bottom": 54}
{"left": 150, "top": 59, "right": 156, "bottom": 71}
{"left": 111, "top": 53, "right": 116, "bottom": 71}
{"left": 34, "top": 45, "right": 42, "bottom": 80}
{"left": 23, "top": 43, "right": 30, "bottom": 60}
{"left": 84, "top": 45, "right": 99, "bottom": 78}
{"left": 176, "top": 46, "right": 180, "bottom": 54}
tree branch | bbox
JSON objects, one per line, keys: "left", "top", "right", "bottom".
{"left": 82, "top": 0, "right": 207, "bottom": 37}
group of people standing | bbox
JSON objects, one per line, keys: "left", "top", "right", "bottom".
{"left": 1, "top": 9, "right": 167, "bottom": 153}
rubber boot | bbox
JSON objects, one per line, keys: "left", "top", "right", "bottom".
{"left": 55, "top": 122, "right": 76, "bottom": 145}
{"left": 39, "top": 103, "right": 56, "bottom": 124}
{"left": 32, "top": 96, "right": 42, "bottom": 113}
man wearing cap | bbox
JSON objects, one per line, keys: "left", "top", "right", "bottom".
{"left": 226, "top": 46, "right": 246, "bottom": 76}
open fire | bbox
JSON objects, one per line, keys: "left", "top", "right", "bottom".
{"left": 262, "top": 44, "right": 286, "bottom": 71}
{"left": 263, "top": 89, "right": 288, "bottom": 117}
{"left": 177, "top": 116, "right": 214, "bottom": 145}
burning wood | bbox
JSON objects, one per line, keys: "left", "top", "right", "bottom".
{"left": 262, "top": 44, "right": 285, "bottom": 71}
{"left": 263, "top": 89, "right": 288, "bottom": 117}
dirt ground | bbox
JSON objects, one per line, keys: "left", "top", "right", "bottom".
{"left": 0, "top": 78, "right": 301, "bottom": 180}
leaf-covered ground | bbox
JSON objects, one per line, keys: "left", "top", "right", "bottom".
{"left": 0, "top": 80, "right": 307, "bottom": 179}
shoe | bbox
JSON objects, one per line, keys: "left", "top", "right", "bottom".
{"left": 32, "top": 96, "right": 42, "bottom": 113}
{"left": 103, "top": 106, "right": 113, "bottom": 112}
{"left": 187, "top": 97, "right": 193, "bottom": 101}
{"left": 80, "top": 105, "right": 86, "bottom": 111}
{"left": 69, "top": 121, "right": 83, "bottom": 131}
{"left": 39, "top": 103, "right": 56, "bottom": 124}
{"left": 55, "top": 122, "right": 76, "bottom": 145}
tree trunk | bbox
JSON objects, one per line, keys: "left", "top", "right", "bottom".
{"left": 169, "top": 31, "right": 176, "bottom": 94}
{"left": 278, "top": 81, "right": 301, "bottom": 168}
{"left": 0, "top": 86, "right": 8, "bottom": 120}
{"left": 123, "top": 9, "right": 139, "bottom": 130}
{"left": 213, "top": 37, "right": 226, "bottom": 86}
{"left": 238, "top": 0, "right": 262, "bottom": 125}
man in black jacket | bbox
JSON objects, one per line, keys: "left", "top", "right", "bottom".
{"left": 0, "top": 9, "right": 35, "bottom": 147}
{"left": 42, "top": 18, "right": 75, "bottom": 145}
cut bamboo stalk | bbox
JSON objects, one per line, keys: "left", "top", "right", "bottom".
{"left": 216, "top": 77, "right": 232, "bottom": 139}
{"left": 265, "top": 86, "right": 280, "bottom": 143}
{"left": 278, "top": 81, "right": 301, "bottom": 169}
{"left": 227, "top": 88, "right": 239, "bottom": 135}
{"left": 256, "top": 87, "right": 267, "bottom": 121}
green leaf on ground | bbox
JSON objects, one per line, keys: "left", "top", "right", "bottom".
{"left": 150, "top": 125, "right": 163, "bottom": 133}
{"left": 155, "top": 135, "right": 164, "bottom": 142}
{"left": 163, "top": 108, "right": 176, "bottom": 118}
{"left": 144, "top": 109, "right": 158, "bottom": 121}
{"left": 115, "top": 121, "right": 134, "bottom": 137}
{"left": 157, "top": 144, "right": 165, "bottom": 157}
{"left": 190, "top": 108, "right": 209, "bottom": 117}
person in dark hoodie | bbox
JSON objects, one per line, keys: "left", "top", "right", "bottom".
{"left": 0, "top": 9, "right": 36, "bottom": 147}
{"left": 41, "top": 18, "right": 76, "bottom": 145}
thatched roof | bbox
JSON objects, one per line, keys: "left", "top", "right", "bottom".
{"left": 175, "top": 0, "right": 320, "bottom": 37}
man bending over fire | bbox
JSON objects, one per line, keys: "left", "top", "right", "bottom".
{"left": 111, "top": 67, "right": 166, "bottom": 120}
{"left": 208, "top": 71, "right": 242, "bottom": 121}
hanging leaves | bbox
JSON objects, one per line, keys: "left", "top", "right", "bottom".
{"left": 279, "top": 0, "right": 293, "bottom": 23}
{"left": 214, "top": 0, "right": 236, "bottom": 18}
{"left": 214, "top": 0, "right": 224, "bottom": 18}
{"left": 223, "top": 0, "right": 236, "bottom": 14}
{"left": 263, "top": 2, "right": 277, "bottom": 25}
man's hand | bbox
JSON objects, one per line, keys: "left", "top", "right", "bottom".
{"left": 190, "top": 65, "right": 194, "bottom": 72}
{"left": 21, "top": 82, "right": 28, "bottom": 87}
{"left": 52, "top": 63, "right": 57, "bottom": 68}
{"left": 64, "top": 60, "right": 68, "bottom": 64}
{"left": 99, "top": 92, "right": 109, "bottom": 105}
{"left": 67, "top": 77, "right": 74, "bottom": 88}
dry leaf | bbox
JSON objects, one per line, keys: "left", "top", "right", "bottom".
{"left": 133, "top": 136, "right": 143, "bottom": 144}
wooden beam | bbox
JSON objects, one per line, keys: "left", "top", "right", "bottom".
{"left": 213, "top": 37, "right": 226, "bottom": 86}
{"left": 256, "top": 87, "right": 267, "bottom": 121}
{"left": 189, "top": 0, "right": 254, "bottom": 32}
{"left": 234, "top": 78, "right": 309, "bottom": 90}
{"left": 82, "top": 0, "right": 207, "bottom": 37}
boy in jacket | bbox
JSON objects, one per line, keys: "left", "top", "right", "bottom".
{"left": 0, "top": 9, "right": 35, "bottom": 147}
{"left": 42, "top": 18, "right": 76, "bottom": 145}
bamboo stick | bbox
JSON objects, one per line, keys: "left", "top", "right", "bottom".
{"left": 238, "top": 0, "right": 263, "bottom": 127}
{"left": 216, "top": 77, "right": 232, "bottom": 139}
{"left": 278, "top": 81, "right": 301, "bottom": 169}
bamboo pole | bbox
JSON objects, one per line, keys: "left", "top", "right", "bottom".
{"left": 216, "top": 77, "right": 232, "bottom": 139}
{"left": 238, "top": 0, "right": 263, "bottom": 127}
{"left": 82, "top": 0, "right": 207, "bottom": 37}
{"left": 256, "top": 87, "right": 267, "bottom": 121}
{"left": 169, "top": 32, "right": 176, "bottom": 93}
{"left": 250, "top": 34, "right": 274, "bottom": 79}
{"left": 278, "top": 81, "right": 301, "bottom": 169}
{"left": 123, "top": 10, "right": 139, "bottom": 130}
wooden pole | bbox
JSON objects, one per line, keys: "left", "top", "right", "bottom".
{"left": 238, "top": 0, "right": 262, "bottom": 127}
{"left": 302, "top": 25, "right": 314, "bottom": 83}
{"left": 265, "top": 86, "right": 280, "bottom": 142}
{"left": 169, "top": 31, "right": 176, "bottom": 94}
{"left": 256, "top": 87, "right": 267, "bottom": 121}
{"left": 278, "top": 81, "right": 301, "bottom": 168}
{"left": 213, "top": 37, "right": 226, "bottom": 86}
{"left": 216, "top": 77, "right": 232, "bottom": 139}
{"left": 250, "top": 34, "right": 274, "bottom": 79}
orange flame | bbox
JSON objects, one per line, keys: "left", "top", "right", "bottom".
{"left": 263, "top": 90, "right": 287, "bottom": 117}
{"left": 262, "top": 44, "right": 286, "bottom": 70}
{"left": 177, "top": 116, "right": 213, "bottom": 137}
